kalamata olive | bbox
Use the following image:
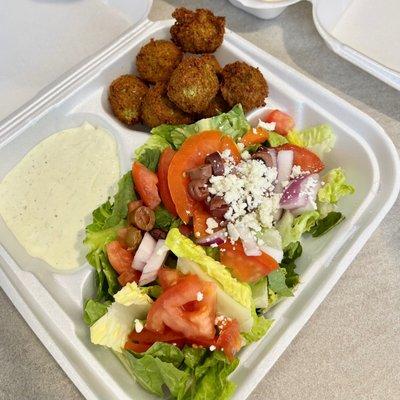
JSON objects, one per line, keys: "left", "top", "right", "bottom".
{"left": 205, "top": 152, "right": 224, "bottom": 176}
{"left": 149, "top": 228, "right": 167, "bottom": 240}
{"left": 128, "top": 200, "right": 143, "bottom": 214}
{"left": 129, "top": 206, "right": 155, "bottom": 231}
{"left": 188, "top": 179, "right": 209, "bottom": 201}
{"left": 251, "top": 150, "right": 274, "bottom": 167}
{"left": 179, "top": 224, "right": 193, "bottom": 237}
{"left": 187, "top": 164, "right": 212, "bottom": 181}
{"left": 125, "top": 226, "right": 142, "bottom": 250}
{"left": 209, "top": 196, "right": 229, "bottom": 219}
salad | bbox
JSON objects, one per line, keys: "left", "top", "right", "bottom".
{"left": 83, "top": 105, "right": 354, "bottom": 399}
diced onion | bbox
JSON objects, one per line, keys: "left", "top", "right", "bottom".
{"left": 139, "top": 239, "right": 169, "bottom": 286}
{"left": 132, "top": 232, "right": 156, "bottom": 271}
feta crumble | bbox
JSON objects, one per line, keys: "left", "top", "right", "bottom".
{"left": 205, "top": 217, "right": 219, "bottom": 234}
{"left": 258, "top": 119, "right": 276, "bottom": 131}
{"left": 209, "top": 345, "right": 216, "bottom": 351}
{"left": 196, "top": 291, "right": 204, "bottom": 301}
{"left": 290, "top": 165, "right": 303, "bottom": 179}
{"left": 134, "top": 319, "right": 144, "bottom": 333}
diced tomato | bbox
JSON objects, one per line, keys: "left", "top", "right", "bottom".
{"left": 106, "top": 241, "right": 133, "bottom": 274}
{"left": 157, "top": 148, "right": 178, "bottom": 216}
{"left": 220, "top": 240, "right": 278, "bottom": 283}
{"left": 146, "top": 274, "right": 217, "bottom": 340}
{"left": 118, "top": 269, "right": 141, "bottom": 286}
{"left": 124, "top": 341, "right": 152, "bottom": 353}
{"left": 276, "top": 143, "right": 324, "bottom": 173}
{"left": 241, "top": 127, "right": 269, "bottom": 147}
{"left": 217, "top": 319, "right": 242, "bottom": 361}
{"left": 132, "top": 162, "right": 161, "bottom": 209}
{"left": 193, "top": 205, "right": 212, "bottom": 239}
{"left": 128, "top": 327, "right": 185, "bottom": 344}
{"left": 264, "top": 109, "right": 295, "bottom": 136}
{"left": 168, "top": 131, "right": 240, "bottom": 223}
{"left": 158, "top": 267, "right": 183, "bottom": 290}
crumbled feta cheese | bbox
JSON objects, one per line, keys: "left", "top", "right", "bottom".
{"left": 205, "top": 217, "right": 219, "bottom": 234}
{"left": 258, "top": 194, "right": 281, "bottom": 229}
{"left": 237, "top": 142, "right": 245, "bottom": 151}
{"left": 290, "top": 165, "right": 303, "bottom": 179}
{"left": 134, "top": 319, "right": 144, "bottom": 333}
{"left": 281, "top": 180, "right": 289, "bottom": 188}
{"left": 209, "top": 345, "right": 216, "bottom": 351}
{"left": 195, "top": 231, "right": 201, "bottom": 238}
{"left": 241, "top": 150, "right": 251, "bottom": 160}
{"left": 210, "top": 243, "right": 218, "bottom": 248}
{"left": 227, "top": 223, "right": 240, "bottom": 242}
{"left": 301, "top": 177, "right": 319, "bottom": 209}
{"left": 196, "top": 291, "right": 204, "bottom": 301}
{"left": 258, "top": 119, "right": 276, "bottom": 131}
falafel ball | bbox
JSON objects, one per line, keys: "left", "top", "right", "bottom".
{"left": 141, "top": 83, "right": 193, "bottom": 128}
{"left": 108, "top": 75, "right": 148, "bottom": 126}
{"left": 170, "top": 8, "right": 225, "bottom": 54}
{"left": 167, "top": 56, "right": 219, "bottom": 114}
{"left": 200, "top": 54, "right": 222, "bottom": 76}
{"left": 201, "top": 91, "right": 230, "bottom": 118}
{"left": 220, "top": 61, "right": 268, "bottom": 113}
{"left": 136, "top": 39, "right": 183, "bottom": 83}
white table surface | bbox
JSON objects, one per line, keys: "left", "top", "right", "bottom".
{"left": 0, "top": 1, "right": 399, "bottom": 399}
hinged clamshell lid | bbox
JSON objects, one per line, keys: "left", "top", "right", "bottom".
{"left": 0, "top": 0, "right": 153, "bottom": 121}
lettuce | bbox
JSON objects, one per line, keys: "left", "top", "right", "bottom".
{"left": 166, "top": 229, "right": 253, "bottom": 310}
{"left": 90, "top": 283, "right": 152, "bottom": 352}
{"left": 287, "top": 124, "right": 335, "bottom": 157}
{"left": 250, "top": 278, "right": 269, "bottom": 309}
{"left": 268, "top": 131, "right": 288, "bottom": 147}
{"left": 154, "top": 205, "right": 182, "bottom": 231}
{"left": 276, "top": 210, "right": 319, "bottom": 248}
{"left": 242, "top": 311, "right": 273, "bottom": 344}
{"left": 309, "top": 211, "right": 345, "bottom": 237}
{"left": 268, "top": 268, "right": 293, "bottom": 297}
{"left": 280, "top": 241, "right": 302, "bottom": 288}
{"left": 134, "top": 135, "right": 171, "bottom": 171}
{"left": 318, "top": 168, "right": 355, "bottom": 204}
{"left": 83, "top": 299, "right": 110, "bottom": 326}
{"left": 150, "top": 105, "right": 250, "bottom": 149}
{"left": 119, "top": 346, "right": 239, "bottom": 400}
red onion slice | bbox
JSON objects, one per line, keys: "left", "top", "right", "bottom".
{"left": 132, "top": 232, "right": 156, "bottom": 271}
{"left": 267, "top": 148, "right": 277, "bottom": 168}
{"left": 139, "top": 239, "right": 169, "bottom": 286}
{"left": 291, "top": 174, "right": 321, "bottom": 216}
{"left": 196, "top": 229, "right": 227, "bottom": 246}
{"left": 235, "top": 223, "right": 261, "bottom": 256}
{"left": 280, "top": 174, "right": 320, "bottom": 211}
{"left": 276, "top": 150, "right": 294, "bottom": 193}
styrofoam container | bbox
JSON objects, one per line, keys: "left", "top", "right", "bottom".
{"left": 0, "top": 3, "right": 399, "bottom": 400}
{"left": 229, "top": 0, "right": 400, "bottom": 91}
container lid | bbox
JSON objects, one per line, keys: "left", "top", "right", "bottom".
{"left": 0, "top": 0, "right": 152, "bottom": 122}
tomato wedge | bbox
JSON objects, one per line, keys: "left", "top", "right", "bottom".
{"left": 118, "top": 269, "right": 141, "bottom": 286}
{"left": 240, "top": 127, "right": 269, "bottom": 147}
{"left": 157, "top": 148, "right": 177, "bottom": 216}
{"left": 132, "top": 162, "right": 161, "bottom": 209}
{"left": 276, "top": 143, "right": 324, "bottom": 173}
{"left": 158, "top": 267, "right": 183, "bottom": 290}
{"left": 220, "top": 240, "right": 278, "bottom": 283}
{"left": 146, "top": 274, "right": 217, "bottom": 339}
{"left": 217, "top": 319, "right": 242, "bottom": 361}
{"left": 168, "top": 131, "right": 240, "bottom": 223}
{"left": 106, "top": 241, "right": 133, "bottom": 275}
{"left": 124, "top": 342, "right": 152, "bottom": 353}
{"left": 263, "top": 109, "right": 295, "bottom": 136}
{"left": 193, "top": 205, "right": 212, "bottom": 239}
{"left": 128, "top": 327, "right": 185, "bottom": 344}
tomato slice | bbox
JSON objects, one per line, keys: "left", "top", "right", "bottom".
{"left": 132, "top": 162, "right": 161, "bottom": 210}
{"left": 157, "top": 148, "right": 178, "bottom": 216}
{"left": 240, "top": 127, "right": 269, "bottom": 147}
{"left": 118, "top": 269, "right": 141, "bottom": 286}
{"left": 220, "top": 240, "right": 278, "bottom": 283}
{"left": 128, "top": 327, "right": 186, "bottom": 344}
{"left": 264, "top": 109, "right": 295, "bottom": 136}
{"left": 106, "top": 241, "right": 133, "bottom": 274}
{"left": 193, "top": 205, "right": 212, "bottom": 239}
{"left": 146, "top": 274, "right": 217, "bottom": 339}
{"left": 158, "top": 267, "right": 183, "bottom": 290}
{"left": 276, "top": 143, "right": 324, "bottom": 173}
{"left": 124, "top": 342, "right": 152, "bottom": 353}
{"left": 216, "top": 319, "right": 242, "bottom": 361}
{"left": 168, "top": 131, "right": 241, "bottom": 223}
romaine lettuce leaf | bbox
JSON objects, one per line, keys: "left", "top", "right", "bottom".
{"left": 114, "top": 282, "right": 153, "bottom": 307}
{"left": 268, "top": 131, "right": 288, "bottom": 147}
{"left": 268, "top": 268, "right": 293, "bottom": 297}
{"left": 276, "top": 210, "right": 319, "bottom": 248}
{"left": 287, "top": 124, "right": 336, "bottom": 157}
{"left": 83, "top": 299, "right": 110, "bottom": 326}
{"left": 250, "top": 278, "right": 269, "bottom": 309}
{"left": 151, "top": 105, "right": 250, "bottom": 149}
{"left": 318, "top": 168, "right": 355, "bottom": 204}
{"left": 166, "top": 229, "right": 253, "bottom": 310}
{"left": 154, "top": 205, "right": 182, "bottom": 231}
{"left": 134, "top": 135, "right": 171, "bottom": 172}
{"left": 242, "top": 311, "right": 273, "bottom": 344}
{"left": 309, "top": 211, "right": 345, "bottom": 237}
{"left": 280, "top": 241, "right": 302, "bottom": 288}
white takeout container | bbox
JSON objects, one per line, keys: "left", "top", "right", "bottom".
{"left": 229, "top": 0, "right": 400, "bottom": 91}
{"left": 0, "top": 1, "right": 399, "bottom": 400}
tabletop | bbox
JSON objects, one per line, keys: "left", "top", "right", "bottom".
{"left": 0, "top": 1, "right": 399, "bottom": 399}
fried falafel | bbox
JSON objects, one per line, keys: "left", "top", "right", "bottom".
{"left": 200, "top": 54, "right": 222, "bottom": 76}
{"left": 167, "top": 56, "right": 219, "bottom": 114}
{"left": 136, "top": 39, "right": 183, "bottom": 83}
{"left": 201, "top": 91, "right": 229, "bottom": 118}
{"left": 108, "top": 75, "right": 148, "bottom": 126}
{"left": 170, "top": 8, "right": 225, "bottom": 54}
{"left": 141, "top": 83, "right": 193, "bottom": 128}
{"left": 220, "top": 61, "right": 268, "bottom": 113}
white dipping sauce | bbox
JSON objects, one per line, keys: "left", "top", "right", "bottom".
{"left": 0, "top": 122, "right": 120, "bottom": 270}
